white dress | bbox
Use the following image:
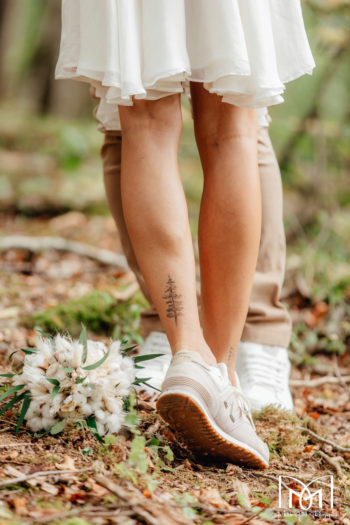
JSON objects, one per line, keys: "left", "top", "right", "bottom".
{"left": 55, "top": 0, "right": 315, "bottom": 131}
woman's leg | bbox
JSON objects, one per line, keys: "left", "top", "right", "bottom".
{"left": 191, "top": 83, "right": 261, "bottom": 382}
{"left": 118, "top": 94, "right": 215, "bottom": 366}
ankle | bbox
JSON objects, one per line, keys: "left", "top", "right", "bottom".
{"left": 228, "top": 369, "right": 237, "bottom": 387}
{"left": 173, "top": 341, "right": 216, "bottom": 367}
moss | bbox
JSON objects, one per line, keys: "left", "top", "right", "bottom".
{"left": 253, "top": 405, "right": 308, "bottom": 459}
{"left": 23, "top": 290, "right": 147, "bottom": 340}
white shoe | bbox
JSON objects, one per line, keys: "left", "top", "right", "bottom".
{"left": 236, "top": 342, "right": 293, "bottom": 412}
{"left": 157, "top": 350, "right": 269, "bottom": 468}
{"left": 135, "top": 331, "right": 172, "bottom": 396}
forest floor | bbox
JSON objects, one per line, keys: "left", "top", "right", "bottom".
{"left": 0, "top": 107, "right": 349, "bottom": 524}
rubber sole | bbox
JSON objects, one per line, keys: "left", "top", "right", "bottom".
{"left": 157, "top": 392, "right": 268, "bottom": 469}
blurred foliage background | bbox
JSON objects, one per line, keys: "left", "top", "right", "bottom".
{"left": 0, "top": 0, "right": 349, "bottom": 359}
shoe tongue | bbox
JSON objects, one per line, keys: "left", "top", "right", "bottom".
{"left": 216, "top": 365, "right": 243, "bottom": 392}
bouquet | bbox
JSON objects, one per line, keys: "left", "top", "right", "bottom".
{"left": 0, "top": 328, "right": 140, "bottom": 437}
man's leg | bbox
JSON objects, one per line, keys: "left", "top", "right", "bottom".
{"left": 236, "top": 127, "right": 293, "bottom": 411}
{"left": 101, "top": 131, "right": 164, "bottom": 338}
{"left": 242, "top": 128, "right": 292, "bottom": 347}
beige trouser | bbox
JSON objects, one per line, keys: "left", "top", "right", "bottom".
{"left": 101, "top": 128, "right": 292, "bottom": 348}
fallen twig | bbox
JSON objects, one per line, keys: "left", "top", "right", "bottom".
{"left": 249, "top": 472, "right": 289, "bottom": 490}
{"left": 94, "top": 474, "right": 139, "bottom": 504}
{"left": 0, "top": 419, "right": 16, "bottom": 426}
{"left": 290, "top": 375, "right": 350, "bottom": 387}
{"left": 317, "top": 450, "right": 343, "bottom": 477}
{"left": 333, "top": 354, "right": 348, "bottom": 389}
{"left": 96, "top": 474, "right": 261, "bottom": 521}
{"left": 240, "top": 506, "right": 273, "bottom": 525}
{"left": 31, "top": 509, "right": 83, "bottom": 524}
{"left": 0, "top": 235, "right": 128, "bottom": 269}
{"left": 0, "top": 468, "right": 88, "bottom": 487}
{"left": 0, "top": 443, "right": 33, "bottom": 448}
{"left": 297, "top": 426, "right": 350, "bottom": 453}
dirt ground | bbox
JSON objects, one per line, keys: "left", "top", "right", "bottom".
{"left": 0, "top": 212, "right": 349, "bottom": 525}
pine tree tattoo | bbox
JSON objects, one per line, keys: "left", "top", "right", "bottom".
{"left": 163, "top": 275, "right": 183, "bottom": 324}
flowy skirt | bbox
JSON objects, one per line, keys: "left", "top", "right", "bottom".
{"left": 55, "top": 0, "right": 315, "bottom": 130}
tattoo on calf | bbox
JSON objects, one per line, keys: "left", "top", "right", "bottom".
{"left": 163, "top": 275, "right": 183, "bottom": 325}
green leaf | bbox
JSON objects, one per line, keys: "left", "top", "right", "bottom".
{"left": 129, "top": 436, "right": 148, "bottom": 473}
{"left": 82, "top": 448, "right": 93, "bottom": 456}
{"left": 35, "top": 327, "right": 53, "bottom": 339}
{"left": 62, "top": 367, "right": 74, "bottom": 374}
{"left": 148, "top": 438, "right": 159, "bottom": 446}
{"left": 124, "top": 412, "right": 139, "bottom": 427}
{"left": 20, "top": 348, "right": 38, "bottom": 355}
{"left": 0, "top": 373, "right": 15, "bottom": 378}
{"left": 237, "top": 492, "right": 250, "bottom": 508}
{"left": 85, "top": 415, "right": 103, "bottom": 442}
{"left": 134, "top": 353, "right": 165, "bottom": 363}
{"left": 76, "top": 377, "right": 86, "bottom": 384}
{"left": 283, "top": 516, "right": 298, "bottom": 524}
{"left": 86, "top": 383, "right": 96, "bottom": 389}
{"left": 183, "top": 507, "right": 198, "bottom": 519}
{"left": 104, "top": 434, "right": 118, "bottom": 445}
{"left": 51, "top": 385, "right": 60, "bottom": 399}
{"left": 79, "top": 324, "right": 88, "bottom": 364}
{"left": 50, "top": 420, "right": 66, "bottom": 435}
{"left": 121, "top": 344, "right": 138, "bottom": 355}
{"left": 46, "top": 378, "right": 60, "bottom": 386}
{"left": 82, "top": 349, "right": 110, "bottom": 370}
{"left": 133, "top": 377, "right": 152, "bottom": 385}
{"left": 16, "top": 395, "right": 31, "bottom": 433}
{"left": 0, "top": 392, "right": 27, "bottom": 417}
{"left": 0, "top": 385, "right": 25, "bottom": 402}
{"left": 85, "top": 414, "right": 98, "bottom": 432}
{"left": 163, "top": 445, "right": 174, "bottom": 461}
{"left": 133, "top": 377, "right": 161, "bottom": 392}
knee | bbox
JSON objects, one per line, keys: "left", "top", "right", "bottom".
{"left": 195, "top": 106, "right": 258, "bottom": 150}
{"left": 119, "top": 95, "right": 182, "bottom": 141}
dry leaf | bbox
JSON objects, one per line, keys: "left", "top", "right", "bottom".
{"left": 10, "top": 497, "right": 27, "bottom": 515}
{"left": 57, "top": 455, "right": 75, "bottom": 471}
{"left": 87, "top": 479, "right": 108, "bottom": 498}
{"left": 197, "top": 487, "right": 231, "bottom": 509}
{"left": 230, "top": 479, "right": 251, "bottom": 508}
{"left": 40, "top": 482, "right": 59, "bottom": 496}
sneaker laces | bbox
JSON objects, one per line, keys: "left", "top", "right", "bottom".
{"left": 216, "top": 364, "right": 255, "bottom": 430}
{"left": 241, "top": 354, "right": 287, "bottom": 394}
{"left": 226, "top": 386, "right": 256, "bottom": 429}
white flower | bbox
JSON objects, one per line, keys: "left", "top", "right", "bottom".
{"left": 10, "top": 334, "right": 135, "bottom": 435}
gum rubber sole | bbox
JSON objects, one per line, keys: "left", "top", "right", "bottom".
{"left": 157, "top": 392, "right": 268, "bottom": 469}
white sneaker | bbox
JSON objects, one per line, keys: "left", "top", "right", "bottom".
{"left": 157, "top": 350, "right": 269, "bottom": 468}
{"left": 236, "top": 342, "right": 293, "bottom": 412}
{"left": 135, "top": 331, "right": 172, "bottom": 396}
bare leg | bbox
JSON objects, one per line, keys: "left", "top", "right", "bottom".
{"left": 118, "top": 94, "right": 215, "bottom": 365}
{"left": 191, "top": 83, "right": 261, "bottom": 382}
